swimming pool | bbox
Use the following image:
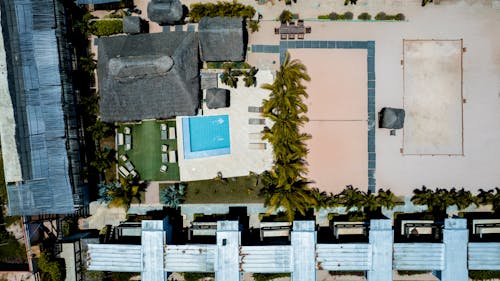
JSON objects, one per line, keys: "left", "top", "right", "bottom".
{"left": 182, "top": 115, "right": 231, "bottom": 159}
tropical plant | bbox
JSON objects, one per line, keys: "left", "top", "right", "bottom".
{"left": 90, "top": 20, "right": 123, "bottom": 37}
{"left": 421, "top": 0, "right": 433, "bottom": 6}
{"left": 86, "top": 119, "right": 113, "bottom": 141}
{"left": 311, "top": 187, "right": 328, "bottom": 210}
{"left": 220, "top": 68, "right": 241, "bottom": 88}
{"left": 79, "top": 93, "right": 99, "bottom": 117}
{"left": 78, "top": 53, "right": 97, "bottom": 75}
{"left": 213, "top": 171, "right": 228, "bottom": 184}
{"left": 188, "top": 1, "right": 256, "bottom": 23}
{"left": 259, "top": 172, "right": 317, "bottom": 222}
{"left": 477, "top": 188, "right": 500, "bottom": 213}
{"left": 344, "top": 0, "right": 357, "bottom": 5}
{"left": 160, "top": 184, "right": 186, "bottom": 208}
{"left": 248, "top": 20, "right": 259, "bottom": 33}
{"left": 260, "top": 52, "right": 316, "bottom": 220}
{"left": 279, "top": 10, "right": 294, "bottom": 23}
{"left": 38, "top": 251, "right": 65, "bottom": 281}
{"left": 337, "top": 185, "right": 365, "bottom": 211}
{"left": 243, "top": 66, "right": 259, "bottom": 87}
{"left": 376, "top": 189, "right": 401, "bottom": 210}
{"left": 90, "top": 147, "right": 115, "bottom": 171}
{"left": 98, "top": 177, "right": 144, "bottom": 209}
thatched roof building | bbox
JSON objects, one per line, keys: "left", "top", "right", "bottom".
{"left": 123, "top": 16, "right": 142, "bottom": 34}
{"left": 98, "top": 32, "right": 200, "bottom": 122}
{"left": 206, "top": 88, "right": 230, "bottom": 109}
{"left": 147, "top": 0, "right": 183, "bottom": 25}
{"left": 198, "top": 17, "right": 245, "bottom": 62}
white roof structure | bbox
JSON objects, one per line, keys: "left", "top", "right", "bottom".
{"left": 86, "top": 218, "right": 500, "bottom": 281}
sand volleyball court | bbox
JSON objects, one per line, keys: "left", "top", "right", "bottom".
{"left": 288, "top": 49, "right": 368, "bottom": 194}
{"left": 402, "top": 40, "right": 464, "bottom": 155}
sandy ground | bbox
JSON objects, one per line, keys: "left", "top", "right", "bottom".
{"left": 288, "top": 49, "right": 368, "bottom": 194}
{"left": 244, "top": 0, "right": 500, "bottom": 196}
{"left": 403, "top": 40, "right": 463, "bottom": 155}
{"left": 0, "top": 10, "right": 22, "bottom": 182}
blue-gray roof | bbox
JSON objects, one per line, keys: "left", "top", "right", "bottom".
{"left": 2, "top": 0, "right": 75, "bottom": 215}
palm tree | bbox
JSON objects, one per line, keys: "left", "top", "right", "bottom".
{"left": 477, "top": 188, "right": 500, "bottom": 214}
{"left": 375, "top": 189, "right": 399, "bottom": 210}
{"left": 79, "top": 53, "right": 97, "bottom": 75}
{"left": 337, "top": 185, "right": 365, "bottom": 211}
{"left": 279, "top": 10, "right": 294, "bottom": 23}
{"left": 311, "top": 187, "right": 328, "bottom": 210}
{"left": 260, "top": 172, "right": 317, "bottom": 222}
{"left": 160, "top": 184, "right": 186, "bottom": 209}
{"left": 90, "top": 147, "right": 115, "bottom": 172}
{"left": 220, "top": 68, "right": 241, "bottom": 88}
{"left": 99, "top": 176, "right": 144, "bottom": 210}
{"left": 79, "top": 93, "right": 99, "bottom": 117}
{"left": 86, "top": 119, "right": 113, "bottom": 141}
{"left": 243, "top": 67, "right": 259, "bottom": 87}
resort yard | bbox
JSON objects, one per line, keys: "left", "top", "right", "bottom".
{"left": 161, "top": 175, "right": 264, "bottom": 204}
{"left": 117, "top": 120, "right": 179, "bottom": 181}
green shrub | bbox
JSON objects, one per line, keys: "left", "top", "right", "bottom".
{"left": 469, "top": 270, "right": 500, "bottom": 281}
{"left": 328, "top": 12, "right": 338, "bottom": 20}
{"left": 357, "top": 12, "right": 371, "bottom": 20}
{"left": 343, "top": 11, "right": 354, "bottom": 20}
{"left": 279, "top": 9, "right": 294, "bottom": 23}
{"left": 189, "top": 1, "right": 256, "bottom": 23}
{"left": 395, "top": 13, "right": 405, "bottom": 20}
{"left": 249, "top": 20, "right": 259, "bottom": 33}
{"left": 253, "top": 273, "right": 291, "bottom": 281}
{"left": 38, "top": 252, "right": 65, "bottom": 281}
{"left": 375, "top": 12, "right": 387, "bottom": 20}
{"left": 90, "top": 20, "right": 123, "bottom": 36}
{"left": 317, "top": 15, "right": 330, "bottom": 20}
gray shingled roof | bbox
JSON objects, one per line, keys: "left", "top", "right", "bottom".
{"left": 147, "top": 0, "right": 183, "bottom": 25}
{"left": 198, "top": 17, "right": 245, "bottom": 62}
{"left": 123, "top": 16, "right": 141, "bottom": 34}
{"left": 206, "top": 88, "right": 229, "bottom": 109}
{"left": 98, "top": 32, "right": 200, "bottom": 122}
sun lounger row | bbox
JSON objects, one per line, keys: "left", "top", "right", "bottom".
{"left": 118, "top": 154, "right": 138, "bottom": 178}
{"left": 249, "top": 118, "right": 265, "bottom": 125}
{"left": 118, "top": 165, "right": 138, "bottom": 178}
{"left": 160, "top": 123, "right": 176, "bottom": 140}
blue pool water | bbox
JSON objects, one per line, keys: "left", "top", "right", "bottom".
{"left": 182, "top": 115, "right": 231, "bottom": 159}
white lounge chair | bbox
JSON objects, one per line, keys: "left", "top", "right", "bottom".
{"left": 169, "top": 127, "right": 176, "bottom": 139}
{"left": 249, "top": 143, "right": 267, "bottom": 150}
{"left": 117, "top": 133, "right": 124, "bottom": 145}
{"left": 118, "top": 166, "right": 130, "bottom": 177}
{"left": 130, "top": 170, "right": 138, "bottom": 178}
{"left": 161, "top": 123, "right": 167, "bottom": 131}
{"left": 169, "top": 150, "right": 177, "bottom": 163}
{"left": 124, "top": 127, "right": 131, "bottom": 134}
{"left": 119, "top": 155, "right": 128, "bottom": 162}
{"left": 160, "top": 165, "right": 168, "bottom": 173}
{"left": 162, "top": 144, "right": 168, "bottom": 152}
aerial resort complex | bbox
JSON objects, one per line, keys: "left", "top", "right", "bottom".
{"left": 0, "top": 0, "right": 499, "bottom": 280}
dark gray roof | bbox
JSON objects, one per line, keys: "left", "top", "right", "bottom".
{"left": 76, "top": 0, "right": 121, "bottom": 4}
{"left": 123, "top": 16, "right": 141, "bottom": 34}
{"left": 1, "top": 0, "right": 75, "bottom": 215}
{"left": 147, "top": 0, "right": 183, "bottom": 25}
{"left": 198, "top": 17, "right": 245, "bottom": 62}
{"left": 98, "top": 32, "right": 200, "bottom": 122}
{"left": 379, "top": 107, "right": 405, "bottom": 129}
{"left": 206, "top": 88, "right": 230, "bottom": 109}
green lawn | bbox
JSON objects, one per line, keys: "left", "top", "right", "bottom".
{"left": 161, "top": 175, "right": 264, "bottom": 204}
{"left": 117, "top": 120, "right": 179, "bottom": 181}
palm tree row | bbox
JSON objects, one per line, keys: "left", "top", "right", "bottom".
{"left": 260, "top": 52, "right": 317, "bottom": 221}
{"left": 411, "top": 186, "right": 500, "bottom": 215}
{"left": 313, "top": 186, "right": 401, "bottom": 212}
{"left": 221, "top": 66, "right": 258, "bottom": 88}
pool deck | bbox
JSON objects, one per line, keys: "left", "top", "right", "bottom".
{"left": 177, "top": 70, "right": 275, "bottom": 182}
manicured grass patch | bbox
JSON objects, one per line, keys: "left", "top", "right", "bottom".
{"left": 117, "top": 120, "right": 179, "bottom": 181}
{"left": 164, "top": 175, "right": 264, "bottom": 204}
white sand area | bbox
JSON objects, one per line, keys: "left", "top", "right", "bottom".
{"left": 403, "top": 40, "right": 464, "bottom": 155}
{"left": 0, "top": 11, "right": 22, "bottom": 182}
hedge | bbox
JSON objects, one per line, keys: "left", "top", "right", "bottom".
{"left": 375, "top": 12, "right": 405, "bottom": 21}
{"left": 189, "top": 1, "right": 255, "bottom": 23}
{"left": 469, "top": 270, "right": 500, "bottom": 281}
{"left": 90, "top": 20, "right": 123, "bottom": 37}
{"left": 357, "top": 12, "right": 371, "bottom": 20}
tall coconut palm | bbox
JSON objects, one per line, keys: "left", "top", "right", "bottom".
{"left": 478, "top": 188, "right": 500, "bottom": 214}
{"left": 243, "top": 67, "right": 259, "bottom": 87}
{"left": 90, "top": 147, "right": 115, "bottom": 172}
{"left": 375, "top": 189, "right": 399, "bottom": 210}
{"left": 86, "top": 119, "right": 113, "bottom": 141}
{"left": 337, "top": 185, "right": 365, "bottom": 211}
